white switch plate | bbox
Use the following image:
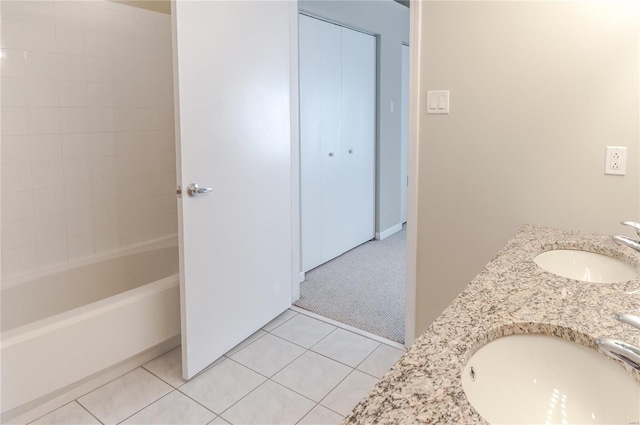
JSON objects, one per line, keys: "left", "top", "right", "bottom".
{"left": 605, "top": 146, "right": 627, "bottom": 175}
{"left": 427, "top": 90, "right": 449, "bottom": 114}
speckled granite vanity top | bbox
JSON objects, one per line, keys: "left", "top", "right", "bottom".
{"left": 345, "top": 224, "right": 640, "bottom": 424}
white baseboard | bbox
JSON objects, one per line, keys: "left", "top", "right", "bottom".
{"left": 4, "top": 336, "right": 181, "bottom": 425}
{"left": 298, "top": 272, "right": 305, "bottom": 283}
{"left": 375, "top": 223, "right": 403, "bottom": 241}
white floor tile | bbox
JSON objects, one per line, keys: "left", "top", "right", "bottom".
{"left": 271, "top": 314, "right": 336, "bottom": 348}
{"left": 30, "top": 402, "right": 100, "bottom": 425}
{"left": 179, "top": 358, "right": 265, "bottom": 414}
{"left": 320, "top": 370, "right": 378, "bottom": 417}
{"left": 225, "top": 329, "right": 267, "bottom": 357}
{"left": 297, "top": 405, "right": 344, "bottom": 425}
{"left": 231, "top": 333, "right": 305, "bottom": 377}
{"left": 208, "top": 417, "right": 230, "bottom": 425}
{"left": 221, "top": 381, "right": 314, "bottom": 425}
{"left": 311, "top": 329, "right": 380, "bottom": 367}
{"left": 357, "top": 344, "right": 405, "bottom": 379}
{"left": 143, "top": 346, "right": 186, "bottom": 388}
{"left": 272, "top": 351, "right": 351, "bottom": 402}
{"left": 77, "top": 368, "right": 172, "bottom": 425}
{"left": 262, "top": 309, "right": 298, "bottom": 331}
{"left": 120, "top": 391, "right": 215, "bottom": 424}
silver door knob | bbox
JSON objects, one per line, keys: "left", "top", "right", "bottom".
{"left": 328, "top": 152, "right": 334, "bottom": 157}
{"left": 187, "top": 183, "right": 213, "bottom": 197}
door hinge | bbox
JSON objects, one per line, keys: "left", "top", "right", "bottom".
{"left": 177, "top": 184, "right": 182, "bottom": 197}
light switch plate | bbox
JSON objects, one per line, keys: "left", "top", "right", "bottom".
{"left": 427, "top": 90, "right": 450, "bottom": 114}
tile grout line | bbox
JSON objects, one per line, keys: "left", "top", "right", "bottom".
{"left": 77, "top": 400, "right": 105, "bottom": 425}
{"left": 114, "top": 389, "right": 176, "bottom": 425}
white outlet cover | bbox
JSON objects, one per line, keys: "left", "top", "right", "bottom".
{"left": 605, "top": 146, "right": 627, "bottom": 176}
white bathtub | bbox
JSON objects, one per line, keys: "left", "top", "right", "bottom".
{"left": 1, "top": 243, "right": 181, "bottom": 417}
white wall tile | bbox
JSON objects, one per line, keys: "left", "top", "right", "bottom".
{"left": 110, "top": 59, "right": 133, "bottom": 84}
{"left": 2, "top": 0, "right": 177, "bottom": 278}
{"left": 33, "top": 187, "right": 66, "bottom": 216}
{"left": 1, "top": 163, "right": 32, "bottom": 193}
{"left": 1, "top": 77, "right": 28, "bottom": 106}
{"left": 1, "top": 107, "right": 29, "bottom": 135}
{"left": 64, "top": 183, "right": 93, "bottom": 210}
{"left": 62, "top": 133, "right": 91, "bottom": 158}
{"left": 84, "top": 56, "right": 111, "bottom": 82}
{"left": 90, "top": 132, "right": 115, "bottom": 156}
{"left": 57, "top": 54, "right": 86, "bottom": 81}
{"left": 37, "top": 238, "right": 68, "bottom": 267}
{"left": 26, "top": 51, "right": 58, "bottom": 80}
{"left": 32, "top": 160, "right": 64, "bottom": 189}
{"left": 2, "top": 246, "right": 38, "bottom": 277}
{"left": 67, "top": 232, "right": 96, "bottom": 260}
{"left": 63, "top": 158, "right": 91, "bottom": 186}
{"left": 56, "top": 26, "right": 84, "bottom": 55}
{"left": 91, "top": 154, "right": 116, "bottom": 181}
{"left": 2, "top": 135, "right": 31, "bottom": 164}
{"left": 108, "top": 6, "right": 134, "bottom": 36}
{"left": 59, "top": 81, "right": 87, "bottom": 107}
{"left": 23, "top": 22, "right": 57, "bottom": 52}
{"left": 35, "top": 212, "right": 67, "bottom": 243}
{"left": 94, "top": 224, "right": 119, "bottom": 251}
{"left": 2, "top": 218, "right": 36, "bottom": 251}
{"left": 1, "top": 48, "right": 27, "bottom": 79}
{"left": 28, "top": 107, "right": 61, "bottom": 134}
{"left": 60, "top": 107, "right": 89, "bottom": 133}
{"left": 27, "top": 79, "right": 59, "bottom": 107}
{"left": 83, "top": 4, "right": 109, "bottom": 33}
{"left": 92, "top": 179, "right": 117, "bottom": 206}
{"left": 1, "top": 1, "right": 24, "bottom": 22}
{"left": 2, "top": 191, "right": 34, "bottom": 223}
{"left": 1, "top": 19, "right": 25, "bottom": 49}
{"left": 22, "top": 1, "right": 56, "bottom": 25}
{"left": 66, "top": 208, "right": 94, "bottom": 237}
{"left": 55, "top": 1, "right": 85, "bottom": 30}
{"left": 87, "top": 82, "right": 112, "bottom": 107}
{"left": 84, "top": 31, "right": 110, "bottom": 58}
{"left": 87, "top": 107, "right": 114, "bottom": 132}
{"left": 30, "top": 134, "right": 62, "bottom": 162}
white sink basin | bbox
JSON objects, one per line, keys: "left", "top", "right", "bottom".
{"left": 462, "top": 334, "right": 640, "bottom": 424}
{"left": 534, "top": 250, "right": 638, "bottom": 283}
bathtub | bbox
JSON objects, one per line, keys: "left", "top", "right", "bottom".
{"left": 0, "top": 242, "right": 181, "bottom": 417}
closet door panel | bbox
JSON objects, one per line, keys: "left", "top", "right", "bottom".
{"left": 340, "top": 27, "right": 376, "bottom": 252}
{"left": 299, "top": 15, "right": 323, "bottom": 272}
{"left": 318, "top": 20, "right": 345, "bottom": 264}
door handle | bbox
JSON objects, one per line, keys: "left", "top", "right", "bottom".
{"left": 187, "top": 183, "right": 213, "bottom": 197}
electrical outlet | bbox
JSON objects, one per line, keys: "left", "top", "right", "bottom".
{"left": 605, "top": 146, "right": 627, "bottom": 175}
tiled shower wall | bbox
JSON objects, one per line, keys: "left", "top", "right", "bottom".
{"left": 1, "top": 0, "right": 177, "bottom": 279}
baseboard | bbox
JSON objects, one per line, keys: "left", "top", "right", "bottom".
{"left": 298, "top": 272, "right": 305, "bottom": 283}
{"left": 3, "top": 336, "right": 181, "bottom": 425}
{"left": 375, "top": 223, "right": 403, "bottom": 241}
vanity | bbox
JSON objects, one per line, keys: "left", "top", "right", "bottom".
{"left": 345, "top": 224, "right": 640, "bottom": 424}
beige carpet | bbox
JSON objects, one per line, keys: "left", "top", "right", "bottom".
{"left": 295, "top": 226, "right": 406, "bottom": 343}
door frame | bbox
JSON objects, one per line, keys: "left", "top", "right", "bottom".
{"left": 290, "top": 1, "right": 420, "bottom": 348}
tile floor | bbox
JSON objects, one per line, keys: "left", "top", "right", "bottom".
{"left": 28, "top": 310, "right": 405, "bottom": 425}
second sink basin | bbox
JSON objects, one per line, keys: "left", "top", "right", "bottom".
{"left": 462, "top": 334, "right": 640, "bottom": 424}
{"left": 534, "top": 249, "right": 638, "bottom": 283}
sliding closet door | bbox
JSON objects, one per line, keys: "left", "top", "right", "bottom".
{"left": 318, "top": 22, "right": 345, "bottom": 265}
{"left": 300, "top": 15, "right": 323, "bottom": 272}
{"left": 341, "top": 27, "right": 376, "bottom": 251}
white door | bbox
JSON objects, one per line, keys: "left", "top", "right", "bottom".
{"left": 400, "top": 44, "right": 409, "bottom": 224}
{"left": 173, "top": 1, "right": 293, "bottom": 379}
{"left": 341, "top": 27, "right": 376, "bottom": 251}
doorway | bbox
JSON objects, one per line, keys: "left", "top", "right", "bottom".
{"left": 294, "top": 3, "right": 410, "bottom": 345}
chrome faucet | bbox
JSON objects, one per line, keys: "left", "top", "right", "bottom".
{"left": 597, "top": 313, "right": 640, "bottom": 371}
{"left": 613, "top": 221, "right": 640, "bottom": 252}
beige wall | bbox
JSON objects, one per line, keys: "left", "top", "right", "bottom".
{"left": 415, "top": 1, "right": 640, "bottom": 335}
{"left": 111, "top": 0, "right": 170, "bottom": 14}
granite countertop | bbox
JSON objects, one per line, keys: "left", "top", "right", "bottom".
{"left": 345, "top": 224, "right": 640, "bottom": 424}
